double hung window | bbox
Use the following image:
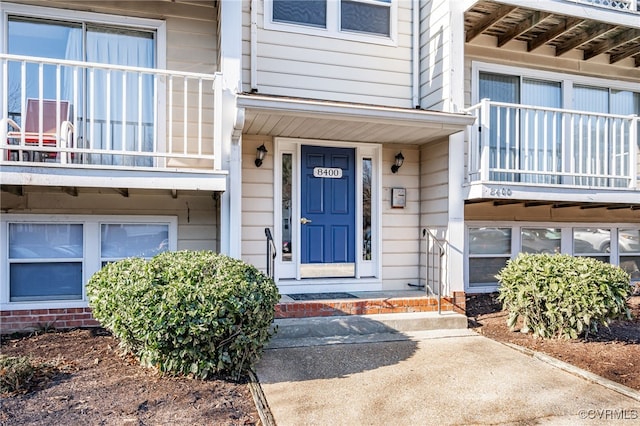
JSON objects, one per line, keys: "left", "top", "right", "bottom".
{"left": 3, "top": 216, "right": 175, "bottom": 305}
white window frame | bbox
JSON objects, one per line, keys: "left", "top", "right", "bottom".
{"left": 1, "top": 214, "right": 177, "bottom": 310}
{"left": 273, "top": 137, "right": 382, "bottom": 292}
{"left": 465, "top": 221, "right": 639, "bottom": 293}
{"left": 0, "top": 2, "right": 167, "bottom": 143}
{"left": 264, "top": 0, "right": 398, "bottom": 46}
{"left": 471, "top": 61, "right": 640, "bottom": 107}
{"left": 0, "top": 2, "right": 167, "bottom": 65}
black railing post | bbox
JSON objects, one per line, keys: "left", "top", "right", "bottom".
{"left": 264, "top": 228, "right": 276, "bottom": 279}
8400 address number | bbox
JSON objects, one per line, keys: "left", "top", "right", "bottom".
{"left": 489, "top": 187, "right": 512, "bottom": 197}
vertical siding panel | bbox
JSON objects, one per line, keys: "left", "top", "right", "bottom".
{"left": 381, "top": 144, "right": 421, "bottom": 289}
{"left": 243, "top": 0, "right": 414, "bottom": 107}
{"left": 241, "top": 135, "right": 275, "bottom": 272}
{"left": 420, "top": 0, "right": 453, "bottom": 111}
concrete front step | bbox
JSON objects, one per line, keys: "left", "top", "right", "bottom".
{"left": 267, "top": 311, "right": 469, "bottom": 348}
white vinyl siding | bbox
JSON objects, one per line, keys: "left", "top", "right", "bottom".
{"left": 381, "top": 145, "right": 420, "bottom": 289}
{"left": 1, "top": 188, "right": 217, "bottom": 253}
{"left": 419, "top": 139, "right": 449, "bottom": 290}
{"left": 242, "top": 135, "right": 276, "bottom": 271}
{"left": 243, "top": 0, "right": 413, "bottom": 107}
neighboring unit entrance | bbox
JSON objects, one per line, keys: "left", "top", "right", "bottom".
{"left": 300, "top": 145, "right": 355, "bottom": 278}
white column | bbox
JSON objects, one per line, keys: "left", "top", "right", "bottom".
{"left": 447, "top": 1, "right": 468, "bottom": 294}
{"left": 219, "top": 0, "right": 243, "bottom": 258}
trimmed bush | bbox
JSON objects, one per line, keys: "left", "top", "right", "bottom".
{"left": 497, "top": 253, "right": 631, "bottom": 339}
{"left": 87, "top": 251, "right": 280, "bottom": 379}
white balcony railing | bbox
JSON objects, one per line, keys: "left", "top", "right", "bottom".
{"left": 466, "top": 99, "right": 638, "bottom": 189}
{"left": 571, "top": 0, "right": 639, "bottom": 12}
{"left": 1, "top": 54, "right": 222, "bottom": 172}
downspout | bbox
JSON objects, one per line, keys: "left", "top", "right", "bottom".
{"left": 412, "top": 0, "right": 420, "bottom": 108}
{"left": 250, "top": 0, "right": 258, "bottom": 91}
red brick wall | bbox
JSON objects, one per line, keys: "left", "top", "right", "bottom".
{"left": 0, "top": 308, "right": 100, "bottom": 335}
{"left": 1, "top": 292, "right": 468, "bottom": 332}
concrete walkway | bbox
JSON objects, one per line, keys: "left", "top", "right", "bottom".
{"left": 255, "top": 330, "right": 640, "bottom": 425}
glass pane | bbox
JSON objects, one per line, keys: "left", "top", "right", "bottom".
{"left": 273, "top": 0, "right": 326, "bottom": 27}
{"left": 574, "top": 85, "right": 609, "bottom": 113}
{"left": 619, "top": 229, "right": 640, "bottom": 254}
{"left": 521, "top": 228, "right": 561, "bottom": 254}
{"left": 479, "top": 73, "right": 520, "bottom": 182}
{"left": 573, "top": 228, "right": 611, "bottom": 254}
{"left": 7, "top": 18, "right": 82, "bottom": 128}
{"left": 10, "top": 262, "right": 83, "bottom": 301}
{"left": 341, "top": 1, "right": 390, "bottom": 36}
{"left": 282, "top": 153, "right": 293, "bottom": 261}
{"left": 101, "top": 224, "right": 169, "bottom": 258}
{"left": 479, "top": 72, "right": 519, "bottom": 103}
{"left": 469, "top": 228, "right": 511, "bottom": 255}
{"left": 86, "top": 26, "right": 155, "bottom": 167}
{"left": 620, "top": 256, "right": 640, "bottom": 281}
{"left": 610, "top": 90, "right": 640, "bottom": 115}
{"left": 469, "top": 257, "right": 509, "bottom": 285}
{"left": 9, "top": 223, "right": 83, "bottom": 259}
{"left": 362, "top": 158, "right": 372, "bottom": 260}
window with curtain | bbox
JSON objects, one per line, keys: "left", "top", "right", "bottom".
{"left": 468, "top": 227, "right": 512, "bottom": 286}
{"left": 573, "top": 85, "right": 639, "bottom": 187}
{"left": 7, "top": 16, "right": 156, "bottom": 166}
{"left": 8, "top": 223, "right": 84, "bottom": 302}
{"left": 5, "top": 217, "right": 175, "bottom": 304}
{"left": 479, "top": 72, "right": 563, "bottom": 183}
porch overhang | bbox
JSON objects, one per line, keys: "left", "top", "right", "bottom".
{"left": 464, "top": 0, "right": 640, "bottom": 68}
{"left": 465, "top": 181, "right": 640, "bottom": 205}
{"left": 237, "top": 94, "right": 476, "bottom": 144}
{"left": 0, "top": 163, "right": 228, "bottom": 192}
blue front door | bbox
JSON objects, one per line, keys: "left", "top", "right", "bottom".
{"left": 301, "top": 145, "right": 355, "bottom": 276}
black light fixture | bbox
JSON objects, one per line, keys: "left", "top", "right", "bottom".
{"left": 391, "top": 152, "right": 404, "bottom": 173}
{"left": 255, "top": 144, "right": 268, "bottom": 167}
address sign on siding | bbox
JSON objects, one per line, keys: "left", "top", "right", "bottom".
{"left": 313, "top": 167, "right": 343, "bottom": 178}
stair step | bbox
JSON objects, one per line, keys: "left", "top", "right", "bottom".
{"left": 268, "top": 311, "right": 468, "bottom": 348}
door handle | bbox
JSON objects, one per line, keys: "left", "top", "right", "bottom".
{"left": 300, "top": 217, "right": 312, "bottom": 224}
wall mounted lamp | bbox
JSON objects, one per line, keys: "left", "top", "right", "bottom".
{"left": 255, "top": 144, "right": 268, "bottom": 167}
{"left": 391, "top": 152, "right": 404, "bottom": 173}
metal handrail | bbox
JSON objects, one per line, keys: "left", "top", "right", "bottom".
{"left": 423, "top": 228, "right": 445, "bottom": 314}
{"left": 265, "top": 228, "right": 277, "bottom": 279}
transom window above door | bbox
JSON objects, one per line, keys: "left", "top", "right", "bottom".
{"left": 266, "top": 0, "right": 396, "bottom": 44}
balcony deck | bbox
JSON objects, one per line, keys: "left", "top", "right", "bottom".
{"left": 465, "top": 99, "right": 639, "bottom": 203}
{"left": 1, "top": 54, "right": 226, "bottom": 192}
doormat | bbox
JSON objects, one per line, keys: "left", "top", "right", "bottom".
{"left": 288, "top": 292, "right": 358, "bottom": 301}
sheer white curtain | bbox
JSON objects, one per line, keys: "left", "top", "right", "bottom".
{"left": 86, "top": 27, "right": 154, "bottom": 165}
{"left": 522, "top": 79, "right": 562, "bottom": 183}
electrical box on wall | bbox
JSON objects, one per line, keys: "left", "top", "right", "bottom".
{"left": 391, "top": 187, "right": 406, "bottom": 208}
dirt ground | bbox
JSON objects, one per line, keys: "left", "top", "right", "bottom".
{"left": 0, "top": 329, "right": 260, "bottom": 426}
{"left": 467, "top": 293, "right": 640, "bottom": 391}
{"left": 1, "top": 294, "right": 638, "bottom": 425}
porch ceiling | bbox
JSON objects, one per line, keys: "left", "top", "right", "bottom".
{"left": 465, "top": 0, "right": 640, "bottom": 67}
{"left": 465, "top": 199, "right": 640, "bottom": 210}
{"left": 237, "top": 94, "right": 476, "bottom": 145}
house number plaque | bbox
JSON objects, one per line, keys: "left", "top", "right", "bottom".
{"left": 313, "top": 167, "right": 343, "bottom": 178}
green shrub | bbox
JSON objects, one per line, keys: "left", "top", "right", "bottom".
{"left": 0, "top": 355, "right": 36, "bottom": 394}
{"left": 87, "top": 251, "right": 280, "bottom": 379}
{"left": 497, "top": 253, "right": 631, "bottom": 339}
